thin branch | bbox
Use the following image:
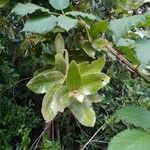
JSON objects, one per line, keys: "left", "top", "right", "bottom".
{"left": 105, "top": 44, "right": 150, "bottom": 84}
{"left": 81, "top": 124, "right": 106, "bottom": 150}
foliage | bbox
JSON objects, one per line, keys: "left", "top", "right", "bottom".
{"left": 0, "top": 0, "right": 150, "bottom": 149}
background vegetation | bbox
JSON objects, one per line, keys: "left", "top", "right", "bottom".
{"left": 0, "top": 0, "right": 150, "bottom": 150}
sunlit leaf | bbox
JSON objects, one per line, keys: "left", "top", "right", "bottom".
{"left": 41, "top": 85, "right": 60, "bottom": 122}
{"left": 66, "top": 61, "right": 81, "bottom": 91}
{"left": 54, "top": 33, "right": 65, "bottom": 53}
{"left": 92, "top": 39, "right": 106, "bottom": 51}
{"left": 55, "top": 53, "right": 67, "bottom": 74}
{"left": 80, "top": 73, "right": 110, "bottom": 95}
{"left": 82, "top": 42, "right": 96, "bottom": 59}
{"left": 26, "top": 70, "right": 64, "bottom": 94}
{"left": 90, "top": 21, "right": 109, "bottom": 39}
{"left": 69, "top": 99, "right": 96, "bottom": 127}
{"left": 79, "top": 57, "right": 106, "bottom": 77}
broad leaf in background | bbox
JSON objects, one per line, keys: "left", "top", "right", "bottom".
{"left": 108, "top": 129, "right": 150, "bottom": 150}
{"left": 0, "top": 0, "right": 9, "bottom": 8}
{"left": 22, "top": 16, "right": 57, "bottom": 34}
{"left": 26, "top": 70, "right": 64, "bottom": 94}
{"left": 110, "top": 13, "right": 150, "bottom": 43}
{"left": 49, "top": 0, "right": 70, "bottom": 10}
{"left": 11, "top": 3, "right": 49, "bottom": 16}
{"left": 79, "top": 57, "right": 105, "bottom": 77}
{"left": 90, "top": 21, "right": 109, "bottom": 39}
{"left": 57, "top": 15, "right": 78, "bottom": 31}
{"left": 69, "top": 99, "right": 96, "bottom": 127}
{"left": 117, "top": 105, "right": 150, "bottom": 129}
{"left": 54, "top": 33, "right": 65, "bottom": 53}
{"left": 66, "top": 11, "right": 96, "bottom": 20}
{"left": 135, "top": 39, "right": 150, "bottom": 69}
{"left": 66, "top": 61, "right": 81, "bottom": 91}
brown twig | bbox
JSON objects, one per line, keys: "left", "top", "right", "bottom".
{"left": 105, "top": 44, "right": 150, "bottom": 84}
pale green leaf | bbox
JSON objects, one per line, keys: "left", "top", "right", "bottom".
{"left": 26, "top": 70, "right": 64, "bottom": 94}
{"left": 22, "top": 16, "right": 57, "bottom": 34}
{"left": 49, "top": 0, "right": 70, "bottom": 10}
{"left": 65, "top": 11, "right": 96, "bottom": 20}
{"left": 41, "top": 85, "right": 60, "bottom": 122}
{"left": 69, "top": 99, "right": 96, "bottom": 127}
{"left": 110, "top": 13, "right": 150, "bottom": 43}
{"left": 108, "top": 129, "right": 150, "bottom": 150}
{"left": 80, "top": 73, "right": 110, "bottom": 95}
{"left": 119, "top": 47, "right": 140, "bottom": 66}
{"left": 54, "top": 33, "right": 65, "bottom": 53}
{"left": 11, "top": 3, "right": 49, "bottom": 16}
{"left": 0, "top": 0, "right": 9, "bottom": 8}
{"left": 91, "top": 39, "right": 106, "bottom": 51}
{"left": 66, "top": 61, "right": 81, "bottom": 91}
{"left": 55, "top": 53, "right": 67, "bottom": 74}
{"left": 82, "top": 42, "right": 96, "bottom": 59}
{"left": 57, "top": 15, "right": 78, "bottom": 31}
{"left": 79, "top": 57, "right": 106, "bottom": 77}
{"left": 135, "top": 39, "right": 150, "bottom": 68}
{"left": 53, "top": 86, "right": 73, "bottom": 112}
{"left": 90, "top": 21, "right": 109, "bottom": 39}
{"left": 69, "top": 90, "right": 85, "bottom": 103}
{"left": 117, "top": 105, "right": 150, "bottom": 129}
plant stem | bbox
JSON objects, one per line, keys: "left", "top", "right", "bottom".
{"left": 105, "top": 44, "right": 150, "bottom": 84}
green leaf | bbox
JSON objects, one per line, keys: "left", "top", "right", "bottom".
{"left": 54, "top": 33, "right": 65, "bottom": 53}
{"left": 135, "top": 39, "right": 150, "bottom": 68}
{"left": 42, "top": 85, "right": 73, "bottom": 123}
{"left": 90, "top": 21, "right": 109, "bottom": 39}
{"left": 0, "top": 0, "right": 9, "bottom": 8}
{"left": 82, "top": 42, "right": 96, "bottom": 59}
{"left": 49, "top": 0, "right": 70, "bottom": 10}
{"left": 119, "top": 47, "right": 140, "bottom": 66}
{"left": 80, "top": 73, "right": 110, "bottom": 95}
{"left": 55, "top": 53, "right": 67, "bottom": 74}
{"left": 69, "top": 99, "right": 96, "bottom": 127}
{"left": 108, "top": 129, "right": 150, "bottom": 150}
{"left": 53, "top": 86, "right": 73, "bottom": 112}
{"left": 65, "top": 11, "right": 96, "bottom": 20}
{"left": 66, "top": 61, "right": 81, "bottom": 91}
{"left": 117, "top": 38, "right": 135, "bottom": 47}
{"left": 110, "top": 13, "right": 150, "bottom": 43}
{"left": 11, "top": 3, "right": 49, "bottom": 16}
{"left": 26, "top": 70, "right": 64, "bottom": 94}
{"left": 79, "top": 57, "right": 106, "bottom": 77}
{"left": 117, "top": 105, "right": 150, "bottom": 129}
{"left": 57, "top": 15, "right": 78, "bottom": 31}
{"left": 41, "top": 85, "right": 60, "bottom": 122}
{"left": 91, "top": 39, "right": 106, "bottom": 51}
{"left": 22, "top": 16, "right": 57, "bottom": 34}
